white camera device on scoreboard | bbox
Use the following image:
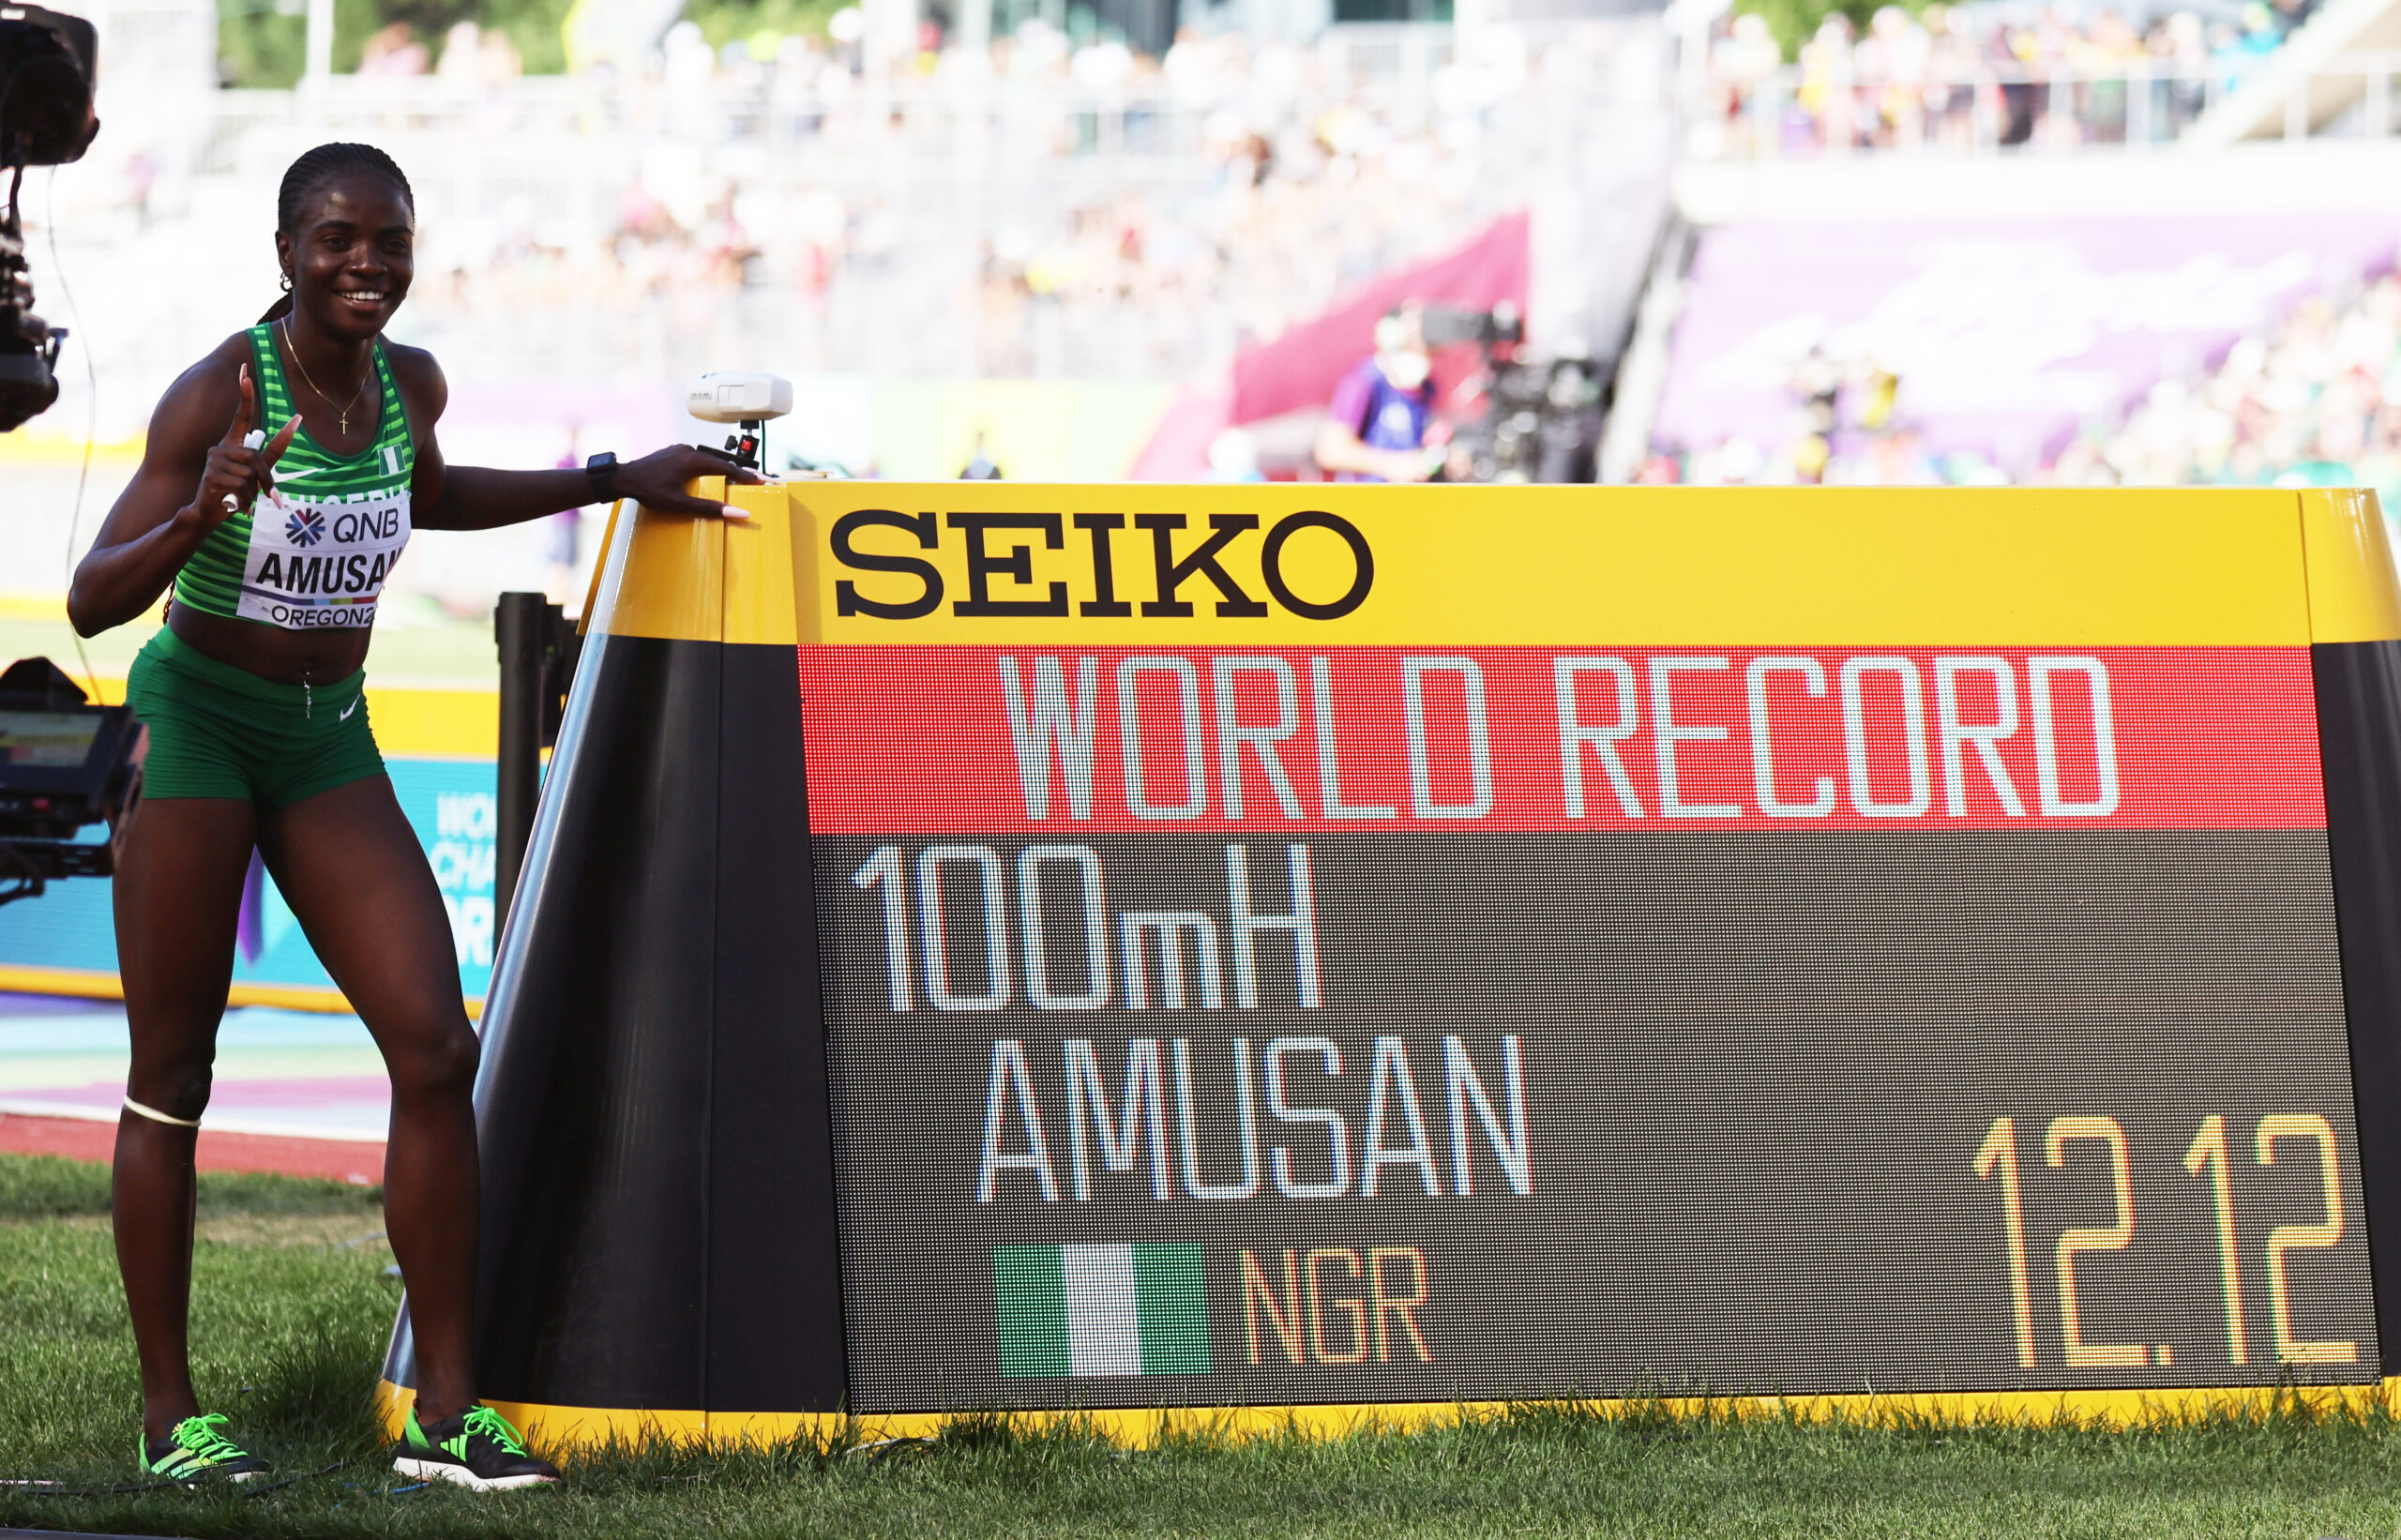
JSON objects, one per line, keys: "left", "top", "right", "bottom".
{"left": 686, "top": 371, "right": 793, "bottom": 475}
{"left": 687, "top": 372, "right": 793, "bottom": 424}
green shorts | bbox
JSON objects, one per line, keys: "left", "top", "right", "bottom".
{"left": 126, "top": 628, "right": 385, "bottom": 808}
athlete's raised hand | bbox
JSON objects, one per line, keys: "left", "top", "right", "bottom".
{"left": 188, "top": 364, "right": 302, "bottom": 531}
{"left": 612, "top": 445, "right": 766, "bottom": 519}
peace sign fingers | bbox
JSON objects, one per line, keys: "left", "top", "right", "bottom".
{"left": 190, "top": 363, "right": 294, "bottom": 530}
{"left": 219, "top": 362, "right": 258, "bottom": 448}
{"left": 256, "top": 412, "right": 303, "bottom": 499}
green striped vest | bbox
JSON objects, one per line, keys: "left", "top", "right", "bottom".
{"left": 173, "top": 324, "right": 413, "bottom": 629}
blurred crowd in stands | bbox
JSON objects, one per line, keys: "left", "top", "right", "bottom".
{"left": 314, "top": 16, "right": 1580, "bottom": 383}
{"left": 1644, "top": 270, "right": 2401, "bottom": 500}
{"left": 1697, "top": 0, "right": 2316, "bottom": 154}
{"left": 2054, "top": 273, "right": 2401, "bottom": 499}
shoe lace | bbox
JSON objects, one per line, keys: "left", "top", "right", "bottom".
{"left": 174, "top": 1412, "right": 247, "bottom": 1464}
{"left": 461, "top": 1405, "right": 530, "bottom": 1457}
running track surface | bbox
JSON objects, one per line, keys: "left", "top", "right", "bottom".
{"left": 0, "top": 993, "right": 389, "bottom": 1184}
{"left": 0, "top": 1110, "right": 384, "bottom": 1185}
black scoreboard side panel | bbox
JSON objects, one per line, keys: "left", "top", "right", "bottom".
{"left": 811, "top": 830, "right": 2377, "bottom": 1411}
{"left": 2317, "top": 638, "right": 2401, "bottom": 1359}
{"left": 418, "top": 635, "right": 850, "bottom": 1416}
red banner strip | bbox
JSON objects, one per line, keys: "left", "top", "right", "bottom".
{"left": 795, "top": 646, "right": 2326, "bottom": 834}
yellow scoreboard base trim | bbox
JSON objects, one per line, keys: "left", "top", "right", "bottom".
{"left": 0, "top": 963, "right": 481, "bottom": 1020}
{"left": 375, "top": 1376, "right": 2401, "bottom": 1453}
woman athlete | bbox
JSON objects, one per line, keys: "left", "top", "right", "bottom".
{"left": 68, "top": 142, "right": 751, "bottom": 1491}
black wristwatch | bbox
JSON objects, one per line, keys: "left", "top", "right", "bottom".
{"left": 584, "top": 451, "right": 619, "bottom": 505}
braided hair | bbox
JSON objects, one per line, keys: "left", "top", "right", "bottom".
{"left": 257, "top": 143, "right": 415, "bottom": 324}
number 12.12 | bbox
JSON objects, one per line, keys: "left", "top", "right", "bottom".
{"left": 1972, "top": 1113, "right": 2354, "bottom": 1371}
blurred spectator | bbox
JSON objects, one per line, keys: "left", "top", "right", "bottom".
{"left": 438, "top": 22, "right": 525, "bottom": 88}
{"left": 959, "top": 431, "right": 1004, "bottom": 479}
{"left": 358, "top": 23, "right": 428, "bottom": 76}
{"left": 1315, "top": 303, "right": 1442, "bottom": 483}
{"left": 1208, "top": 428, "right": 1266, "bottom": 482}
{"left": 547, "top": 430, "right": 588, "bottom": 604}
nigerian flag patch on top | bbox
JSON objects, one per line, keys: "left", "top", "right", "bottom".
{"left": 993, "top": 1244, "right": 1212, "bottom": 1378}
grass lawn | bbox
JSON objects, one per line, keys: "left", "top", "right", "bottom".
{"left": 4, "top": 1151, "right": 2399, "bottom": 1539}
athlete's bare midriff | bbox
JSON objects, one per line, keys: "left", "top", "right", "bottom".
{"left": 166, "top": 602, "right": 373, "bottom": 686}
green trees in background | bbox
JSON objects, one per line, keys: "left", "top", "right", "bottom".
{"left": 1734, "top": 0, "right": 1929, "bottom": 60}
{"left": 680, "top": 0, "right": 846, "bottom": 52}
{"left": 216, "top": 0, "right": 850, "bottom": 85}
{"left": 217, "top": 0, "right": 311, "bottom": 86}
{"left": 216, "top": 0, "right": 566, "bottom": 84}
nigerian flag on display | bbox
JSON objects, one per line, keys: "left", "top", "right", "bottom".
{"left": 993, "top": 1244, "right": 1212, "bottom": 1379}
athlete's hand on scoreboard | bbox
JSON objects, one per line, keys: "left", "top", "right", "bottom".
{"left": 616, "top": 445, "right": 766, "bottom": 520}
{"left": 186, "top": 363, "right": 300, "bottom": 533}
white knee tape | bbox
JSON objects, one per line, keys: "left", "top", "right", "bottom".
{"left": 122, "top": 1095, "right": 201, "bottom": 1129}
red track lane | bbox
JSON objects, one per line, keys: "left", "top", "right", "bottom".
{"left": 0, "top": 1112, "right": 384, "bottom": 1185}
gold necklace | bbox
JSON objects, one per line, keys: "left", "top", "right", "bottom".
{"left": 279, "top": 316, "right": 373, "bottom": 435}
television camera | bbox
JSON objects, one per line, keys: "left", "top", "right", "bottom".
{"left": 1424, "top": 304, "right": 1607, "bottom": 485}
{"left": 0, "top": 657, "right": 144, "bottom": 907}
{"left": 0, "top": 2, "right": 99, "bottom": 433}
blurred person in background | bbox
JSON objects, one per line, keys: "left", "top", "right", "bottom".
{"left": 1315, "top": 302, "right": 1442, "bottom": 482}
{"left": 548, "top": 428, "right": 588, "bottom": 602}
{"left": 1208, "top": 427, "right": 1265, "bottom": 482}
{"left": 357, "top": 22, "right": 428, "bottom": 75}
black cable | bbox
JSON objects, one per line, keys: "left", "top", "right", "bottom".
{"left": 0, "top": 1455, "right": 359, "bottom": 1502}
{"left": 45, "top": 162, "right": 100, "bottom": 701}
{"left": 0, "top": 1477, "right": 184, "bottom": 1498}
{"left": 237, "top": 1455, "right": 360, "bottom": 1498}
{"left": 0, "top": 842, "right": 45, "bottom": 908}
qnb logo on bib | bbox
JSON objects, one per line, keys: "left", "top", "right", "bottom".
{"left": 238, "top": 487, "right": 412, "bottom": 629}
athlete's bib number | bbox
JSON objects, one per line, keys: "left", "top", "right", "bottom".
{"left": 237, "top": 488, "right": 411, "bottom": 629}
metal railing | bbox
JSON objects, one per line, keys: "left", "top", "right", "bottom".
{"left": 189, "top": 76, "right": 1229, "bottom": 183}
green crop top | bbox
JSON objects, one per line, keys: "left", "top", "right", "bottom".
{"left": 172, "top": 323, "right": 414, "bottom": 629}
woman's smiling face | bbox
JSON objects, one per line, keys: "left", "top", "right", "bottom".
{"left": 277, "top": 173, "right": 415, "bottom": 342}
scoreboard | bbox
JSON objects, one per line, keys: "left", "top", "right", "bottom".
{"left": 388, "top": 484, "right": 2401, "bottom": 1438}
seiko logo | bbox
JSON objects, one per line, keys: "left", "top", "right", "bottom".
{"left": 831, "top": 510, "right": 1375, "bottom": 623}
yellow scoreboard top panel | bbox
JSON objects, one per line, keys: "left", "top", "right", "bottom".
{"left": 589, "top": 483, "right": 2401, "bottom": 649}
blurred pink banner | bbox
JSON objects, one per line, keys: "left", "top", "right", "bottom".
{"left": 1230, "top": 211, "right": 1532, "bottom": 426}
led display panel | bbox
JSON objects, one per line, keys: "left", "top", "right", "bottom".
{"left": 0, "top": 711, "right": 101, "bottom": 767}
{"left": 405, "top": 483, "right": 2401, "bottom": 1441}
{"left": 799, "top": 491, "right": 2381, "bottom": 1412}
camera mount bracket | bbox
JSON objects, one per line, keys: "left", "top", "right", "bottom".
{"left": 686, "top": 372, "right": 792, "bottom": 479}
{"left": 696, "top": 419, "right": 767, "bottom": 474}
